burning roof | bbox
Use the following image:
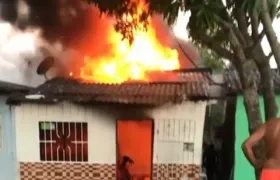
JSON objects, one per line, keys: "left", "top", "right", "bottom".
{"left": 0, "top": 0, "right": 201, "bottom": 90}
{"left": 1, "top": 0, "right": 203, "bottom": 104}
{"left": 45, "top": 2, "right": 198, "bottom": 84}
{"left": 8, "top": 68, "right": 211, "bottom": 105}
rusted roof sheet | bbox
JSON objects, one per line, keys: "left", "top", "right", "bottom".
{"left": 8, "top": 68, "right": 211, "bottom": 105}
{"left": 224, "top": 69, "right": 280, "bottom": 94}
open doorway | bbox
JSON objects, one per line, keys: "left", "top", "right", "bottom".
{"left": 117, "top": 119, "right": 153, "bottom": 180}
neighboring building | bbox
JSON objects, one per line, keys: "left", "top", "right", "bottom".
{"left": 7, "top": 68, "right": 211, "bottom": 180}
{"left": 224, "top": 69, "right": 280, "bottom": 180}
{"left": 0, "top": 81, "right": 31, "bottom": 180}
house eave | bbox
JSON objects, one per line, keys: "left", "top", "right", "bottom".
{"left": 7, "top": 94, "right": 211, "bottom": 106}
{"left": 0, "top": 81, "right": 32, "bottom": 95}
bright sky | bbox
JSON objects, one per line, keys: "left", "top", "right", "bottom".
{"left": 172, "top": 11, "right": 279, "bottom": 68}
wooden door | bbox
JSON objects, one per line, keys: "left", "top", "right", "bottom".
{"left": 117, "top": 119, "right": 153, "bottom": 180}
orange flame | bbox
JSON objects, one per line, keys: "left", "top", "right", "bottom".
{"left": 73, "top": 1, "right": 180, "bottom": 83}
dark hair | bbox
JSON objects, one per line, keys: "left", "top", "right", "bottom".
{"left": 121, "top": 155, "right": 134, "bottom": 166}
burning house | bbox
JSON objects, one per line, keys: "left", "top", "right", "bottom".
{"left": 0, "top": 1, "right": 211, "bottom": 180}
{"left": 6, "top": 68, "right": 211, "bottom": 180}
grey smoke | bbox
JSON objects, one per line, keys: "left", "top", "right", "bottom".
{"left": 0, "top": 0, "right": 89, "bottom": 86}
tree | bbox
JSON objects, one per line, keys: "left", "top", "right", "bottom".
{"left": 158, "top": 2, "right": 278, "bottom": 177}
{"left": 157, "top": 0, "right": 278, "bottom": 120}
{"left": 159, "top": 1, "right": 278, "bottom": 177}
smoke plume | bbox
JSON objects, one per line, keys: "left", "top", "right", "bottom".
{"left": 0, "top": 0, "right": 91, "bottom": 85}
{"left": 0, "top": 0, "right": 199, "bottom": 85}
{"left": 0, "top": 0, "right": 122, "bottom": 71}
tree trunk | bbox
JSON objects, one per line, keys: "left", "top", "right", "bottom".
{"left": 243, "top": 85, "right": 264, "bottom": 179}
{"left": 237, "top": 60, "right": 262, "bottom": 132}
{"left": 260, "top": 0, "right": 280, "bottom": 70}
{"left": 227, "top": 32, "right": 263, "bottom": 133}
{"left": 258, "top": 62, "right": 278, "bottom": 120}
{"left": 253, "top": 48, "right": 278, "bottom": 120}
{"left": 236, "top": 59, "right": 264, "bottom": 179}
{"left": 234, "top": 2, "right": 278, "bottom": 120}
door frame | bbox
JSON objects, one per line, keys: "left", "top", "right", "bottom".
{"left": 115, "top": 118, "right": 154, "bottom": 179}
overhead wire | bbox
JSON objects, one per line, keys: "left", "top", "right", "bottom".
{"left": 169, "top": 27, "right": 227, "bottom": 87}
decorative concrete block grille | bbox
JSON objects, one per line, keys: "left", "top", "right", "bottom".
{"left": 39, "top": 121, "right": 88, "bottom": 162}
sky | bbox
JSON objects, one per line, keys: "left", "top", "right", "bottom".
{"left": 172, "top": 11, "right": 279, "bottom": 68}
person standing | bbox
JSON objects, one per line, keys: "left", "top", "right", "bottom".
{"left": 119, "top": 156, "right": 134, "bottom": 180}
{"left": 242, "top": 118, "right": 280, "bottom": 180}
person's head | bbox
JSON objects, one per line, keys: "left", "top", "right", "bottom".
{"left": 121, "top": 155, "right": 134, "bottom": 168}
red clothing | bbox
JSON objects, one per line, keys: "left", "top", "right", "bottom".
{"left": 260, "top": 169, "right": 280, "bottom": 180}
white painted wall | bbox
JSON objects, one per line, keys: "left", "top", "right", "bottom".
{"left": 15, "top": 102, "right": 116, "bottom": 164}
{"left": 151, "top": 102, "right": 207, "bottom": 164}
{"left": 0, "top": 95, "right": 18, "bottom": 180}
{"left": 14, "top": 101, "right": 207, "bottom": 165}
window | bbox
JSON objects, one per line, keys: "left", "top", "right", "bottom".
{"left": 39, "top": 122, "right": 88, "bottom": 162}
{"left": 183, "top": 142, "right": 194, "bottom": 152}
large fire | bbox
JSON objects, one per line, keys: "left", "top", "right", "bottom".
{"left": 70, "top": 0, "right": 180, "bottom": 84}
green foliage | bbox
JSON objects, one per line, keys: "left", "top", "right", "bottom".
{"left": 150, "top": 0, "right": 231, "bottom": 51}
{"left": 85, "top": 0, "right": 149, "bottom": 43}
{"left": 199, "top": 47, "right": 225, "bottom": 72}
{"left": 273, "top": 1, "right": 280, "bottom": 18}
{"left": 242, "top": 0, "right": 279, "bottom": 14}
{"left": 242, "top": 0, "right": 261, "bottom": 13}
{"left": 84, "top": 0, "right": 279, "bottom": 60}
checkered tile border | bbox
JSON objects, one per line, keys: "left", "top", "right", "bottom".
{"left": 20, "top": 162, "right": 200, "bottom": 180}
{"left": 20, "top": 162, "right": 116, "bottom": 180}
